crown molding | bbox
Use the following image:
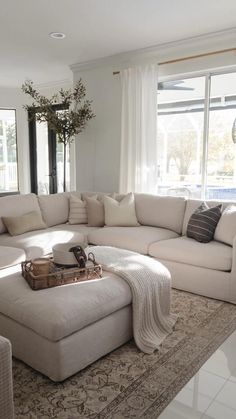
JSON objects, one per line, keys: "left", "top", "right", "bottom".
{"left": 70, "top": 27, "right": 236, "bottom": 73}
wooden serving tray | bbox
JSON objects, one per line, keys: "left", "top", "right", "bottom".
{"left": 21, "top": 259, "right": 102, "bottom": 290}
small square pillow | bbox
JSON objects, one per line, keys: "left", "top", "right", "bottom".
{"left": 187, "top": 202, "right": 222, "bottom": 243}
{"left": 214, "top": 205, "right": 236, "bottom": 246}
{"left": 85, "top": 196, "right": 105, "bottom": 227}
{"left": 68, "top": 196, "right": 87, "bottom": 225}
{"left": 104, "top": 192, "right": 139, "bottom": 227}
{"left": 2, "top": 211, "right": 46, "bottom": 236}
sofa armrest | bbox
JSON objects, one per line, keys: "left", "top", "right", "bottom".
{"left": 0, "top": 336, "right": 14, "bottom": 419}
{"left": 232, "top": 236, "right": 236, "bottom": 275}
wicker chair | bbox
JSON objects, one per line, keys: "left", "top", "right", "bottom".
{"left": 0, "top": 336, "right": 14, "bottom": 419}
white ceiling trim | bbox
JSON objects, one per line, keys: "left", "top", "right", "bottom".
{"left": 70, "top": 27, "right": 236, "bottom": 73}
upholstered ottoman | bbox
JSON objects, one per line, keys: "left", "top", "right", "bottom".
{"left": 0, "top": 267, "right": 132, "bottom": 381}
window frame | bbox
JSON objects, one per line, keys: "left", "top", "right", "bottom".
{"left": 157, "top": 65, "right": 236, "bottom": 200}
{"left": 0, "top": 108, "right": 19, "bottom": 196}
{"left": 28, "top": 104, "right": 69, "bottom": 195}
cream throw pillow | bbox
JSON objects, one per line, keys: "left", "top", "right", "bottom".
{"left": 85, "top": 196, "right": 105, "bottom": 227}
{"left": 2, "top": 211, "right": 46, "bottom": 236}
{"left": 68, "top": 196, "right": 87, "bottom": 224}
{"left": 214, "top": 205, "right": 236, "bottom": 246}
{"left": 104, "top": 193, "right": 139, "bottom": 226}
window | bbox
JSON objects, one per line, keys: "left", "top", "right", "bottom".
{"left": 157, "top": 71, "right": 236, "bottom": 200}
{"left": 0, "top": 109, "right": 18, "bottom": 193}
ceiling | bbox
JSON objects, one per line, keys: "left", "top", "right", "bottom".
{"left": 1, "top": 0, "right": 236, "bottom": 87}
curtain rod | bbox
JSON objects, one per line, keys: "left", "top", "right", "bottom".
{"left": 113, "top": 47, "right": 236, "bottom": 75}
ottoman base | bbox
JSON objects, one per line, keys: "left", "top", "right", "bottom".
{"left": 0, "top": 305, "right": 132, "bottom": 382}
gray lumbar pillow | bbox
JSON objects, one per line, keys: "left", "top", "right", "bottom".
{"left": 187, "top": 202, "right": 222, "bottom": 243}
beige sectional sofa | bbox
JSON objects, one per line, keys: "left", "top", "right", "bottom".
{"left": 0, "top": 190, "right": 236, "bottom": 381}
{"left": 0, "top": 191, "right": 235, "bottom": 303}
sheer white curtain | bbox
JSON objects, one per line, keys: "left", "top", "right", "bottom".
{"left": 119, "top": 64, "right": 158, "bottom": 193}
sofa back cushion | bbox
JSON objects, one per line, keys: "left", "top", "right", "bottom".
{"left": 182, "top": 198, "right": 236, "bottom": 238}
{"left": 38, "top": 192, "right": 78, "bottom": 227}
{"left": 134, "top": 194, "right": 186, "bottom": 234}
{"left": 214, "top": 205, "right": 236, "bottom": 246}
{"left": 0, "top": 193, "right": 40, "bottom": 234}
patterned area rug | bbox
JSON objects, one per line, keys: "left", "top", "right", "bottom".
{"left": 13, "top": 290, "right": 236, "bottom": 419}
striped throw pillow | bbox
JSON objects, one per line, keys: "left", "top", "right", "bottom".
{"left": 187, "top": 203, "right": 222, "bottom": 243}
{"left": 68, "top": 196, "right": 87, "bottom": 224}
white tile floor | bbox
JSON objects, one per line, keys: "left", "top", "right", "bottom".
{"left": 159, "top": 330, "right": 236, "bottom": 419}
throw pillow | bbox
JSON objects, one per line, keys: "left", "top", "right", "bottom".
{"left": 68, "top": 196, "right": 87, "bottom": 224}
{"left": 104, "top": 192, "right": 139, "bottom": 227}
{"left": 2, "top": 211, "right": 46, "bottom": 236}
{"left": 186, "top": 202, "right": 222, "bottom": 243}
{"left": 85, "top": 196, "right": 105, "bottom": 227}
{"left": 214, "top": 205, "right": 236, "bottom": 246}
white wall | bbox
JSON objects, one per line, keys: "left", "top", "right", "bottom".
{"left": 72, "top": 29, "right": 236, "bottom": 192}
{"left": 74, "top": 66, "right": 121, "bottom": 192}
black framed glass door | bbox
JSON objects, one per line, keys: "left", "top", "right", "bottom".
{"left": 28, "top": 106, "right": 70, "bottom": 194}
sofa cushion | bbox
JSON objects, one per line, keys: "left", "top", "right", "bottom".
{"left": 2, "top": 210, "right": 46, "bottom": 236}
{"left": 135, "top": 194, "right": 186, "bottom": 234}
{"left": 88, "top": 226, "right": 179, "bottom": 254}
{"left": 149, "top": 236, "right": 232, "bottom": 272}
{"left": 85, "top": 196, "right": 105, "bottom": 227}
{"left": 186, "top": 203, "right": 222, "bottom": 243}
{"left": 68, "top": 196, "right": 87, "bottom": 224}
{"left": 0, "top": 227, "right": 86, "bottom": 260}
{"left": 104, "top": 193, "right": 139, "bottom": 227}
{"left": 0, "top": 193, "right": 40, "bottom": 234}
{"left": 214, "top": 205, "right": 236, "bottom": 246}
{"left": 0, "top": 246, "right": 26, "bottom": 269}
{"left": 182, "top": 198, "right": 236, "bottom": 236}
{"left": 0, "top": 269, "right": 132, "bottom": 341}
{"left": 38, "top": 192, "right": 76, "bottom": 227}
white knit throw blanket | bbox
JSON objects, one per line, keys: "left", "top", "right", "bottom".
{"left": 87, "top": 246, "right": 177, "bottom": 354}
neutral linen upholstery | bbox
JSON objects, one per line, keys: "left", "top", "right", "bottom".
{"left": 104, "top": 193, "right": 139, "bottom": 227}
{"left": 186, "top": 203, "right": 222, "bottom": 243}
{"left": 2, "top": 210, "right": 46, "bottom": 236}
{"left": 182, "top": 198, "right": 236, "bottom": 236}
{"left": 149, "top": 236, "right": 232, "bottom": 271}
{"left": 0, "top": 306, "right": 132, "bottom": 382}
{"left": 68, "top": 196, "right": 87, "bottom": 224}
{"left": 38, "top": 192, "right": 73, "bottom": 227}
{"left": 85, "top": 196, "right": 105, "bottom": 227}
{"left": 0, "top": 246, "right": 25, "bottom": 269}
{"left": 0, "top": 336, "right": 14, "bottom": 419}
{"left": 0, "top": 228, "right": 85, "bottom": 259}
{"left": 0, "top": 270, "right": 131, "bottom": 342}
{"left": 215, "top": 205, "right": 236, "bottom": 246}
{"left": 88, "top": 226, "right": 179, "bottom": 254}
{"left": 135, "top": 194, "right": 186, "bottom": 234}
{"left": 0, "top": 193, "right": 40, "bottom": 234}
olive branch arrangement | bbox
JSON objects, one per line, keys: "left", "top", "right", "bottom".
{"left": 22, "top": 79, "right": 95, "bottom": 191}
